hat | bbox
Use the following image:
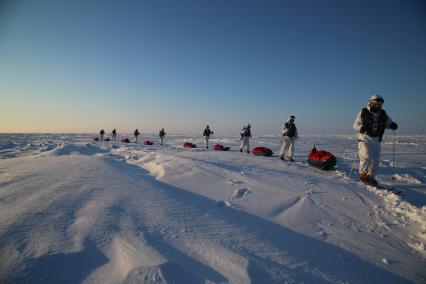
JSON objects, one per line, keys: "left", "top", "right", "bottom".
{"left": 289, "top": 115, "right": 295, "bottom": 120}
{"left": 369, "top": 95, "right": 384, "bottom": 104}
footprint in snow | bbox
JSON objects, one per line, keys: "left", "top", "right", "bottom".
{"left": 216, "top": 200, "right": 232, "bottom": 208}
{"left": 232, "top": 188, "right": 250, "bottom": 199}
{"left": 227, "top": 179, "right": 243, "bottom": 185}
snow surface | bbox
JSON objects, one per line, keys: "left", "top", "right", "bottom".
{"left": 0, "top": 133, "right": 425, "bottom": 283}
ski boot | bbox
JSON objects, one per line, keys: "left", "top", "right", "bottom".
{"left": 279, "top": 155, "right": 285, "bottom": 161}
{"left": 240, "top": 148, "right": 243, "bottom": 153}
{"left": 359, "top": 173, "right": 368, "bottom": 183}
{"left": 366, "top": 175, "right": 378, "bottom": 186}
{"left": 289, "top": 157, "right": 295, "bottom": 162}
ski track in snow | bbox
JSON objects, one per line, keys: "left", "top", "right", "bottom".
{"left": 0, "top": 134, "right": 425, "bottom": 283}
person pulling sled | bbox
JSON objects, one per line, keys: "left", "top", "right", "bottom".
{"left": 353, "top": 95, "right": 398, "bottom": 186}
{"left": 203, "top": 125, "right": 213, "bottom": 148}
{"left": 280, "top": 115, "right": 298, "bottom": 162}
{"left": 134, "top": 129, "right": 140, "bottom": 143}
{"left": 159, "top": 128, "right": 166, "bottom": 145}
{"left": 240, "top": 124, "right": 252, "bottom": 153}
{"left": 99, "top": 129, "right": 105, "bottom": 141}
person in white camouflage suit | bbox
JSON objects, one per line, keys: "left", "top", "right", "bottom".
{"left": 240, "top": 124, "right": 251, "bottom": 154}
{"left": 279, "top": 115, "right": 298, "bottom": 162}
{"left": 353, "top": 95, "right": 398, "bottom": 185}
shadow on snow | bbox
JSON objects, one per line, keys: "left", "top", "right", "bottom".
{"left": 102, "top": 156, "right": 412, "bottom": 283}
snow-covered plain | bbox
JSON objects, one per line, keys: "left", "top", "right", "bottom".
{"left": 0, "top": 133, "right": 425, "bottom": 283}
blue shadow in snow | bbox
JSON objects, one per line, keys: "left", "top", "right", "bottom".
{"left": 11, "top": 240, "right": 108, "bottom": 284}
{"left": 103, "top": 157, "right": 415, "bottom": 283}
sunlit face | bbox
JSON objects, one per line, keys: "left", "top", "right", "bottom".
{"left": 369, "top": 101, "right": 383, "bottom": 113}
{"left": 370, "top": 102, "right": 383, "bottom": 109}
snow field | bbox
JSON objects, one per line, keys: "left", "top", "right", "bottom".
{"left": 0, "top": 134, "right": 425, "bottom": 283}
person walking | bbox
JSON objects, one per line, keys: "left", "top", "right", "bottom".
{"left": 353, "top": 95, "right": 398, "bottom": 185}
{"left": 111, "top": 129, "right": 117, "bottom": 142}
{"left": 159, "top": 128, "right": 166, "bottom": 145}
{"left": 134, "top": 129, "right": 140, "bottom": 143}
{"left": 240, "top": 124, "right": 252, "bottom": 153}
{"left": 203, "top": 125, "right": 213, "bottom": 148}
{"left": 279, "top": 115, "right": 298, "bottom": 162}
{"left": 99, "top": 129, "right": 105, "bottom": 141}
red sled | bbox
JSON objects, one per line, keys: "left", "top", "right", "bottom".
{"left": 307, "top": 146, "right": 336, "bottom": 170}
{"left": 121, "top": 138, "right": 131, "bottom": 143}
{"left": 183, "top": 142, "right": 197, "bottom": 148}
{"left": 144, "top": 140, "right": 153, "bottom": 145}
{"left": 252, "top": 147, "right": 273, "bottom": 157}
{"left": 214, "top": 144, "right": 230, "bottom": 151}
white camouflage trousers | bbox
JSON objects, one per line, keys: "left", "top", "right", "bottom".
{"left": 358, "top": 139, "right": 381, "bottom": 176}
{"left": 280, "top": 137, "right": 295, "bottom": 158}
{"left": 160, "top": 136, "right": 164, "bottom": 145}
{"left": 204, "top": 136, "right": 210, "bottom": 148}
{"left": 240, "top": 137, "right": 250, "bottom": 152}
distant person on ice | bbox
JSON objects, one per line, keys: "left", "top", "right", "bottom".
{"left": 280, "top": 115, "right": 298, "bottom": 162}
{"left": 112, "top": 129, "right": 117, "bottom": 142}
{"left": 159, "top": 128, "right": 166, "bottom": 145}
{"left": 203, "top": 125, "right": 213, "bottom": 148}
{"left": 240, "top": 124, "right": 252, "bottom": 153}
{"left": 134, "top": 129, "right": 140, "bottom": 143}
{"left": 353, "top": 95, "right": 398, "bottom": 186}
{"left": 99, "top": 129, "right": 105, "bottom": 141}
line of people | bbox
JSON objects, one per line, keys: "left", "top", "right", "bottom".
{"left": 97, "top": 95, "right": 398, "bottom": 186}
{"left": 98, "top": 119, "right": 297, "bottom": 159}
{"left": 98, "top": 128, "right": 166, "bottom": 145}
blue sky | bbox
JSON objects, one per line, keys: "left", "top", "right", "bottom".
{"left": 0, "top": 0, "right": 425, "bottom": 134}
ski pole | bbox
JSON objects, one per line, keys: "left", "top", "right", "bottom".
{"left": 347, "top": 145, "right": 359, "bottom": 180}
{"left": 392, "top": 130, "right": 396, "bottom": 179}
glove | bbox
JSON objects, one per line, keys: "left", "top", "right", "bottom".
{"left": 359, "top": 125, "right": 367, "bottom": 134}
{"left": 390, "top": 122, "right": 398, "bottom": 130}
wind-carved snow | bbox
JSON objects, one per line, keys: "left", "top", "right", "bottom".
{"left": 0, "top": 133, "right": 425, "bottom": 283}
{"left": 393, "top": 174, "right": 422, "bottom": 185}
